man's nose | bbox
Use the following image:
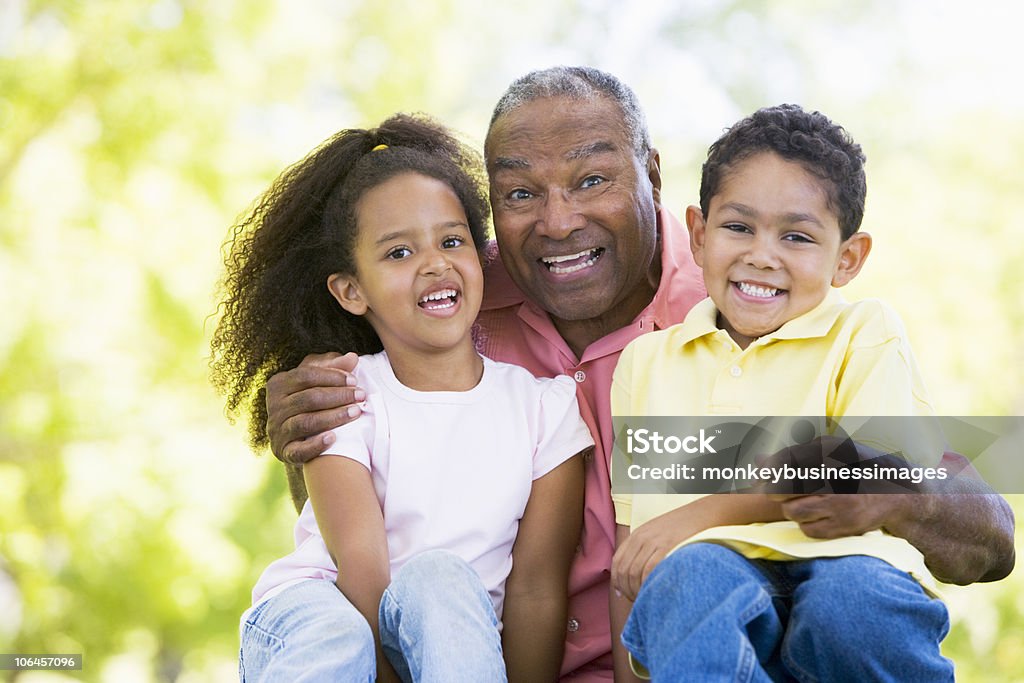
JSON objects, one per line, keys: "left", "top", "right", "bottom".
{"left": 536, "top": 191, "right": 585, "bottom": 239}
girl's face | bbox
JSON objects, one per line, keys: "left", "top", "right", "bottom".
{"left": 328, "top": 172, "right": 484, "bottom": 360}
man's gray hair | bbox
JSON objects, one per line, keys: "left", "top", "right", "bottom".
{"left": 487, "top": 66, "right": 652, "bottom": 161}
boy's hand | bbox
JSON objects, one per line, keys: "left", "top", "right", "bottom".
{"left": 266, "top": 352, "right": 365, "bottom": 464}
{"left": 612, "top": 507, "right": 696, "bottom": 601}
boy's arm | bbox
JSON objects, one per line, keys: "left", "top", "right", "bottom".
{"left": 502, "top": 452, "right": 585, "bottom": 683}
{"left": 611, "top": 525, "right": 645, "bottom": 683}
{"left": 611, "top": 494, "right": 783, "bottom": 601}
{"left": 303, "top": 456, "right": 400, "bottom": 683}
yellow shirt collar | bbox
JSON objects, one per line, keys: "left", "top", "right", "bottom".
{"left": 675, "top": 289, "right": 849, "bottom": 348}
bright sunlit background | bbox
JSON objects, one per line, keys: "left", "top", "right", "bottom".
{"left": 2, "top": 1, "right": 1023, "bottom": 680}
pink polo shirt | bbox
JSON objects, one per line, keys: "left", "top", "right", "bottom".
{"left": 476, "top": 207, "right": 705, "bottom": 680}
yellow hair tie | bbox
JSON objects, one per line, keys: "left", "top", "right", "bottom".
{"left": 371, "top": 143, "right": 388, "bottom": 151}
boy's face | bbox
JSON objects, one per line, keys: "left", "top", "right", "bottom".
{"left": 687, "top": 152, "right": 871, "bottom": 349}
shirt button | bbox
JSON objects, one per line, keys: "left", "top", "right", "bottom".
{"left": 573, "top": 370, "right": 586, "bottom": 383}
{"left": 730, "top": 365, "right": 742, "bottom": 377}
{"left": 567, "top": 617, "right": 580, "bottom": 632}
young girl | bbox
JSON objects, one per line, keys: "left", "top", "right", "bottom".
{"left": 211, "top": 114, "right": 592, "bottom": 682}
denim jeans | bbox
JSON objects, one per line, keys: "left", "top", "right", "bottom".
{"left": 623, "top": 542, "right": 953, "bottom": 683}
{"left": 239, "top": 549, "right": 507, "bottom": 682}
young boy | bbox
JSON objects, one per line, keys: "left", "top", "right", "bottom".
{"left": 609, "top": 104, "right": 953, "bottom": 681}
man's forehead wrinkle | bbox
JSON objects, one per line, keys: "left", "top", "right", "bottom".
{"left": 566, "top": 141, "right": 618, "bottom": 161}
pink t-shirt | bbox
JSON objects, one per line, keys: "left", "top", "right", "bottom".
{"left": 251, "top": 352, "right": 593, "bottom": 620}
{"left": 476, "top": 207, "right": 705, "bottom": 680}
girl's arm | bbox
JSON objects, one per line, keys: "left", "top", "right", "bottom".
{"left": 501, "top": 451, "right": 586, "bottom": 683}
{"left": 303, "top": 455, "right": 400, "bottom": 683}
{"left": 611, "top": 494, "right": 783, "bottom": 601}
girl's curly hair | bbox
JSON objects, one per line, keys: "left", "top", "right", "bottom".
{"left": 210, "top": 113, "right": 490, "bottom": 458}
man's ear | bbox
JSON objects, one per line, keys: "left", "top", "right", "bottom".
{"left": 684, "top": 204, "right": 706, "bottom": 268}
{"left": 647, "top": 148, "right": 663, "bottom": 209}
{"left": 832, "top": 232, "right": 872, "bottom": 287}
{"left": 327, "top": 273, "right": 368, "bottom": 316}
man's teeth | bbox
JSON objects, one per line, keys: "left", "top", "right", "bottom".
{"left": 737, "top": 282, "right": 780, "bottom": 298}
{"left": 420, "top": 289, "right": 457, "bottom": 308}
{"left": 541, "top": 248, "right": 601, "bottom": 274}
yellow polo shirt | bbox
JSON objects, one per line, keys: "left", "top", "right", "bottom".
{"left": 611, "top": 290, "right": 943, "bottom": 594}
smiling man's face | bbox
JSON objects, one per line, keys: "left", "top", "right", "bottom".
{"left": 485, "top": 95, "right": 661, "bottom": 344}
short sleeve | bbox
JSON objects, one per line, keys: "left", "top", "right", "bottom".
{"left": 832, "top": 301, "right": 945, "bottom": 466}
{"left": 321, "top": 368, "right": 380, "bottom": 471}
{"left": 531, "top": 375, "right": 594, "bottom": 480}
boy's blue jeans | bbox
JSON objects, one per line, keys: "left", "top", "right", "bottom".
{"left": 238, "top": 549, "right": 507, "bottom": 682}
{"left": 623, "top": 542, "right": 953, "bottom": 682}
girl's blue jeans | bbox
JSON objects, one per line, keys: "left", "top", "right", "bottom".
{"left": 238, "top": 549, "right": 507, "bottom": 682}
{"left": 623, "top": 542, "right": 954, "bottom": 682}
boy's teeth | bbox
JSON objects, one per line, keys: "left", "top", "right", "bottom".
{"left": 738, "top": 282, "right": 779, "bottom": 298}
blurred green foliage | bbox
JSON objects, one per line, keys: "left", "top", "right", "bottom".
{"left": 1, "top": 0, "right": 1021, "bottom": 680}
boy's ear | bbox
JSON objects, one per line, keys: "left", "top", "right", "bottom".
{"left": 327, "top": 273, "right": 368, "bottom": 316}
{"left": 684, "top": 204, "right": 707, "bottom": 268}
{"left": 831, "top": 232, "right": 872, "bottom": 287}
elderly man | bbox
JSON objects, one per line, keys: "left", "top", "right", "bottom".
{"left": 264, "top": 66, "right": 1014, "bottom": 681}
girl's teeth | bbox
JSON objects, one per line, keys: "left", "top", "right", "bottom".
{"left": 420, "top": 289, "right": 456, "bottom": 303}
{"left": 738, "top": 282, "right": 779, "bottom": 298}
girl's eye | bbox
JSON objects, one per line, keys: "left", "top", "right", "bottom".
{"left": 581, "top": 175, "right": 605, "bottom": 188}
{"left": 441, "top": 236, "right": 466, "bottom": 249}
{"left": 386, "top": 247, "right": 412, "bottom": 259}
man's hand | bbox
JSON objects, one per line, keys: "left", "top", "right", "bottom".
{"left": 773, "top": 493, "right": 894, "bottom": 539}
{"left": 760, "top": 439, "right": 1015, "bottom": 584}
{"left": 266, "top": 352, "right": 365, "bottom": 464}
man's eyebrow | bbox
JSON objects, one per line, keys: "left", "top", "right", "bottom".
{"left": 491, "top": 156, "right": 529, "bottom": 171}
{"left": 565, "top": 141, "right": 617, "bottom": 160}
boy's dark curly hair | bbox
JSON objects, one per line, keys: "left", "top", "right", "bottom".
{"left": 699, "top": 104, "right": 866, "bottom": 240}
{"left": 210, "top": 113, "right": 490, "bottom": 461}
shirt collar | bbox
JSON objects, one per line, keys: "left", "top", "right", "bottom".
{"left": 675, "top": 289, "right": 850, "bottom": 347}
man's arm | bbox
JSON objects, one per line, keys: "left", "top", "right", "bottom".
{"left": 266, "top": 351, "right": 366, "bottom": 464}
{"left": 502, "top": 453, "right": 585, "bottom": 683}
{"left": 778, "top": 454, "right": 1015, "bottom": 585}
